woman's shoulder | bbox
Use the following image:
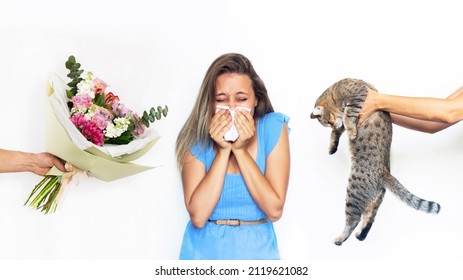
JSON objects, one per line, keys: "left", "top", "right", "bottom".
{"left": 258, "top": 112, "right": 290, "bottom": 156}
{"left": 259, "top": 112, "right": 290, "bottom": 129}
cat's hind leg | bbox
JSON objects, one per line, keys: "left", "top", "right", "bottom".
{"left": 334, "top": 189, "right": 365, "bottom": 245}
{"left": 355, "top": 188, "right": 385, "bottom": 241}
{"left": 334, "top": 211, "right": 362, "bottom": 246}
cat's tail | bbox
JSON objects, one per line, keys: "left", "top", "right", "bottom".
{"left": 383, "top": 173, "right": 440, "bottom": 214}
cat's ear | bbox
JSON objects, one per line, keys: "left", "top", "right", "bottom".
{"left": 310, "top": 106, "right": 324, "bottom": 119}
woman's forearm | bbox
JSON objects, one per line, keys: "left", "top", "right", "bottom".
{"left": 0, "top": 149, "right": 33, "bottom": 173}
{"left": 360, "top": 85, "right": 463, "bottom": 130}
{"left": 391, "top": 114, "right": 454, "bottom": 134}
{"left": 376, "top": 93, "right": 463, "bottom": 124}
{"left": 183, "top": 149, "right": 230, "bottom": 228}
{"left": 233, "top": 148, "right": 286, "bottom": 221}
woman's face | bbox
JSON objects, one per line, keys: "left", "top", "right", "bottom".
{"left": 214, "top": 73, "right": 258, "bottom": 116}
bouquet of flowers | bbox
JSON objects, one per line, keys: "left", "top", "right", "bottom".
{"left": 25, "top": 56, "right": 168, "bottom": 214}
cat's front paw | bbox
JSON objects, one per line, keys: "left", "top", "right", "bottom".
{"left": 328, "top": 146, "right": 338, "bottom": 155}
{"left": 348, "top": 131, "right": 357, "bottom": 141}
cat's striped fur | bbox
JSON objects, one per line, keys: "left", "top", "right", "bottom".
{"left": 310, "top": 78, "right": 440, "bottom": 246}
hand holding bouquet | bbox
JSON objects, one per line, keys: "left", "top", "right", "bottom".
{"left": 25, "top": 56, "right": 168, "bottom": 214}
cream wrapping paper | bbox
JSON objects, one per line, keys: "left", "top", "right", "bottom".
{"left": 44, "top": 73, "right": 159, "bottom": 182}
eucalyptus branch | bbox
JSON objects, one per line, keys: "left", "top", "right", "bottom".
{"left": 142, "top": 105, "right": 168, "bottom": 127}
{"left": 65, "top": 55, "right": 84, "bottom": 98}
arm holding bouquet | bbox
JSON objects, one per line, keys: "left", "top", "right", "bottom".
{"left": 25, "top": 56, "right": 168, "bottom": 214}
{"left": 0, "top": 149, "right": 65, "bottom": 176}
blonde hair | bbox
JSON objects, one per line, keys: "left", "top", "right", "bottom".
{"left": 175, "top": 53, "right": 274, "bottom": 169}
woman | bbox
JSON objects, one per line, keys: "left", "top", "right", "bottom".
{"left": 358, "top": 85, "right": 463, "bottom": 133}
{"left": 0, "top": 148, "right": 65, "bottom": 175}
{"left": 175, "top": 53, "right": 290, "bottom": 259}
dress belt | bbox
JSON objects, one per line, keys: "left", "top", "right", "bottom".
{"left": 207, "top": 218, "right": 268, "bottom": 226}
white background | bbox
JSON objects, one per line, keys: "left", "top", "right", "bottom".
{"left": 1, "top": 0, "right": 462, "bottom": 277}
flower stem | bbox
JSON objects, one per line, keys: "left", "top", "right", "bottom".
{"left": 25, "top": 175, "right": 63, "bottom": 214}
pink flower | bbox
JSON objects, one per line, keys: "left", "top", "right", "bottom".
{"left": 70, "top": 114, "right": 87, "bottom": 128}
{"left": 71, "top": 95, "right": 93, "bottom": 109}
{"left": 81, "top": 121, "right": 104, "bottom": 146}
{"left": 104, "top": 92, "right": 120, "bottom": 106}
{"left": 130, "top": 113, "right": 146, "bottom": 137}
{"left": 70, "top": 114, "right": 104, "bottom": 146}
{"left": 112, "top": 102, "right": 133, "bottom": 117}
{"left": 91, "top": 114, "right": 108, "bottom": 130}
{"left": 93, "top": 78, "right": 108, "bottom": 94}
{"left": 94, "top": 106, "right": 114, "bottom": 121}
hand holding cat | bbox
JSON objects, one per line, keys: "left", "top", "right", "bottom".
{"left": 358, "top": 87, "right": 380, "bottom": 126}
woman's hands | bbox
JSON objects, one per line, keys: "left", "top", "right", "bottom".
{"left": 209, "top": 108, "right": 255, "bottom": 151}
{"left": 209, "top": 109, "right": 232, "bottom": 150}
{"left": 30, "top": 152, "right": 66, "bottom": 176}
{"left": 232, "top": 109, "right": 255, "bottom": 150}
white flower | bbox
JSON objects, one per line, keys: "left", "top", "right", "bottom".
{"left": 83, "top": 71, "right": 94, "bottom": 81}
{"left": 104, "top": 123, "right": 119, "bottom": 138}
{"left": 114, "top": 117, "right": 130, "bottom": 127}
{"left": 85, "top": 106, "right": 98, "bottom": 119}
{"left": 76, "top": 79, "right": 95, "bottom": 99}
{"left": 104, "top": 117, "right": 130, "bottom": 138}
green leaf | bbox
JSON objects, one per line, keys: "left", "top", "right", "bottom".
{"left": 143, "top": 111, "right": 149, "bottom": 121}
{"left": 94, "top": 93, "right": 105, "bottom": 106}
{"left": 148, "top": 112, "right": 155, "bottom": 122}
{"left": 65, "top": 56, "right": 76, "bottom": 69}
{"left": 105, "top": 131, "right": 134, "bottom": 145}
{"left": 141, "top": 117, "right": 150, "bottom": 127}
{"left": 66, "top": 90, "right": 74, "bottom": 99}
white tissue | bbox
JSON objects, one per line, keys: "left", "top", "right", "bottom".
{"left": 215, "top": 105, "right": 251, "bottom": 141}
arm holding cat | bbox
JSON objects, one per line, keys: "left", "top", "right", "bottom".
{"left": 359, "top": 86, "right": 463, "bottom": 133}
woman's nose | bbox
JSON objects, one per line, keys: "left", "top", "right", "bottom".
{"left": 228, "top": 101, "right": 236, "bottom": 110}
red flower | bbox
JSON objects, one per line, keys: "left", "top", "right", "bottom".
{"left": 104, "top": 92, "right": 120, "bottom": 106}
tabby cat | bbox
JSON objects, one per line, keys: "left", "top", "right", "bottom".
{"left": 310, "top": 78, "right": 440, "bottom": 246}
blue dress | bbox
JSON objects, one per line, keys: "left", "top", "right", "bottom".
{"left": 179, "top": 112, "right": 290, "bottom": 260}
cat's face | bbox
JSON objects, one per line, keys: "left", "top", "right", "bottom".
{"left": 310, "top": 98, "right": 343, "bottom": 129}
